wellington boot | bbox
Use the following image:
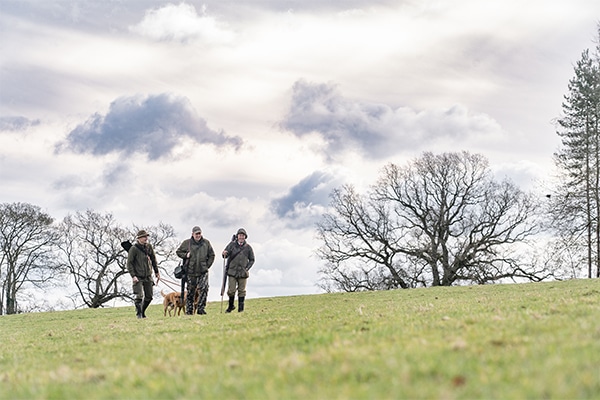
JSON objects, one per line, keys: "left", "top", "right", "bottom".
{"left": 135, "top": 302, "right": 143, "bottom": 319}
{"left": 238, "top": 297, "right": 245, "bottom": 312}
{"left": 141, "top": 299, "right": 151, "bottom": 318}
{"left": 225, "top": 296, "right": 235, "bottom": 313}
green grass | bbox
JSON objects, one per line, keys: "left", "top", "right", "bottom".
{"left": 1, "top": 279, "right": 599, "bottom": 399}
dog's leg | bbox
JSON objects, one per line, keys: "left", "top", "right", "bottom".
{"left": 170, "top": 296, "right": 179, "bottom": 317}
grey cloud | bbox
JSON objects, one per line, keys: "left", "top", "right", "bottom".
{"left": 51, "top": 174, "right": 105, "bottom": 212}
{"left": 55, "top": 93, "right": 243, "bottom": 160}
{"left": 280, "top": 80, "right": 502, "bottom": 160}
{"left": 101, "top": 161, "right": 132, "bottom": 187}
{"left": 182, "top": 207, "right": 240, "bottom": 232}
{"left": 0, "top": 116, "right": 40, "bottom": 131}
{"left": 280, "top": 80, "right": 390, "bottom": 160}
{"left": 270, "top": 171, "right": 341, "bottom": 229}
{"left": 52, "top": 161, "right": 131, "bottom": 191}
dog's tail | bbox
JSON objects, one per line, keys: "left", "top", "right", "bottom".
{"left": 161, "top": 289, "right": 167, "bottom": 298}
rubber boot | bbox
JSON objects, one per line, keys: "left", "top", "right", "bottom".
{"left": 135, "top": 301, "right": 143, "bottom": 319}
{"left": 225, "top": 296, "right": 235, "bottom": 313}
{"left": 238, "top": 297, "right": 245, "bottom": 312}
{"left": 141, "top": 299, "right": 151, "bottom": 318}
{"left": 185, "top": 295, "right": 194, "bottom": 315}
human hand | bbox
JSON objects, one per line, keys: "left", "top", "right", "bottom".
{"left": 132, "top": 276, "right": 139, "bottom": 284}
{"left": 222, "top": 250, "right": 228, "bottom": 258}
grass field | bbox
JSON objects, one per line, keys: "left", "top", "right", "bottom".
{"left": 1, "top": 279, "right": 599, "bottom": 399}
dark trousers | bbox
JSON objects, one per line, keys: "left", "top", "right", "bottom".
{"left": 186, "top": 273, "right": 208, "bottom": 314}
{"left": 133, "top": 278, "right": 154, "bottom": 303}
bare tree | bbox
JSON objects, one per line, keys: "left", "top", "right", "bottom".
{"left": 316, "top": 152, "right": 546, "bottom": 292}
{"left": 318, "top": 261, "right": 406, "bottom": 292}
{"left": 0, "top": 202, "right": 61, "bottom": 314}
{"left": 56, "top": 210, "right": 181, "bottom": 308}
{"left": 543, "top": 189, "right": 589, "bottom": 279}
{"left": 57, "top": 210, "right": 132, "bottom": 308}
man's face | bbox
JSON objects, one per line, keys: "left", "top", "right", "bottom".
{"left": 193, "top": 232, "right": 202, "bottom": 240}
{"left": 237, "top": 233, "right": 245, "bottom": 242}
{"left": 138, "top": 235, "right": 148, "bottom": 244}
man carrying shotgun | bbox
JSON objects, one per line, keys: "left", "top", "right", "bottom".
{"left": 127, "top": 230, "right": 160, "bottom": 319}
{"left": 222, "top": 228, "right": 255, "bottom": 313}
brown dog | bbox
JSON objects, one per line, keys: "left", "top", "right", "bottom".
{"left": 161, "top": 288, "right": 200, "bottom": 316}
{"left": 161, "top": 290, "right": 184, "bottom": 316}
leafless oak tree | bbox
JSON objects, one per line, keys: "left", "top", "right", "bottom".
{"left": 56, "top": 209, "right": 179, "bottom": 308}
{"left": 57, "top": 210, "right": 132, "bottom": 308}
{"left": 316, "top": 152, "right": 546, "bottom": 292}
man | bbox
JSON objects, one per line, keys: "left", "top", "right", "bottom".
{"left": 127, "top": 229, "right": 160, "bottom": 319}
{"left": 176, "top": 226, "right": 215, "bottom": 315}
{"left": 222, "top": 228, "right": 255, "bottom": 313}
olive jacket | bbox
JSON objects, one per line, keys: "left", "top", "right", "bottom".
{"left": 224, "top": 240, "right": 255, "bottom": 279}
{"left": 127, "top": 242, "right": 159, "bottom": 280}
{"left": 176, "top": 237, "right": 215, "bottom": 277}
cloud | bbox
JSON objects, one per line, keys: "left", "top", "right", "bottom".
{"left": 55, "top": 93, "right": 243, "bottom": 160}
{"left": 129, "top": 2, "right": 235, "bottom": 44}
{"left": 250, "top": 237, "right": 321, "bottom": 296}
{"left": 251, "top": 268, "right": 283, "bottom": 286}
{"left": 0, "top": 116, "right": 41, "bottom": 132}
{"left": 49, "top": 158, "right": 134, "bottom": 212}
{"left": 492, "top": 160, "right": 549, "bottom": 192}
{"left": 280, "top": 79, "right": 503, "bottom": 160}
{"left": 270, "top": 170, "right": 341, "bottom": 229}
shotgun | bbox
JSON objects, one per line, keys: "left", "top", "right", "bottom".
{"left": 220, "top": 257, "right": 227, "bottom": 313}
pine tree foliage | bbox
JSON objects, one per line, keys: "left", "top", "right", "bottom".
{"left": 552, "top": 25, "right": 600, "bottom": 278}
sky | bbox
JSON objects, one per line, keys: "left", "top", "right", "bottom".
{"left": 1, "top": 0, "right": 599, "bottom": 307}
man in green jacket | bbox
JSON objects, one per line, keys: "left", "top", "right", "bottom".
{"left": 176, "top": 226, "right": 215, "bottom": 315}
{"left": 222, "top": 228, "right": 255, "bottom": 313}
{"left": 127, "top": 229, "right": 160, "bottom": 319}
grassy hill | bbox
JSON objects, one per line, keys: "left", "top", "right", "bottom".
{"left": 1, "top": 279, "right": 599, "bottom": 399}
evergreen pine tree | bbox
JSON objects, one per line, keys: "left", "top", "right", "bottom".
{"left": 553, "top": 25, "right": 600, "bottom": 278}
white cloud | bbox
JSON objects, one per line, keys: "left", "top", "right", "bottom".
{"left": 492, "top": 160, "right": 552, "bottom": 192}
{"left": 129, "top": 3, "right": 235, "bottom": 44}
{"left": 252, "top": 268, "right": 283, "bottom": 286}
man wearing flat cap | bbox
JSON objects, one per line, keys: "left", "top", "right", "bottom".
{"left": 176, "top": 226, "right": 215, "bottom": 315}
{"left": 127, "top": 229, "right": 160, "bottom": 319}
